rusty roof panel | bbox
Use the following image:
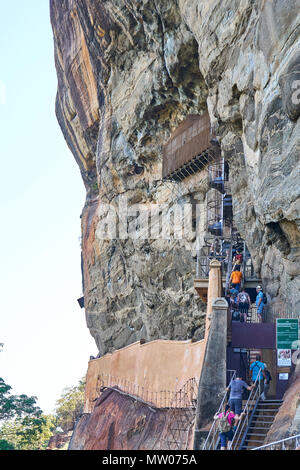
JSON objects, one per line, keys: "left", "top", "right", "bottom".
{"left": 162, "top": 112, "right": 213, "bottom": 179}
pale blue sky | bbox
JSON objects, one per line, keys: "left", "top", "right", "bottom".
{"left": 0, "top": 1, "right": 97, "bottom": 413}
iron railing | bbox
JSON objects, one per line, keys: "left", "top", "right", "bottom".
{"left": 195, "top": 248, "right": 257, "bottom": 283}
{"left": 267, "top": 310, "right": 300, "bottom": 323}
{"left": 228, "top": 368, "right": 263, "bottom": 450}
{"left": 208, "top": 159, "right": 230, "bottom": 194}
{"left": 202, "top": 370, "right": 236, "bottom": 450}
{"left": 251, "top": 433, "right": 300, "bottom": 450}
{"left": 94, "top": 373, "right": 198, "bottom": 410}
{"left": 159, "top": 378, "right": 199, "bottom": 451}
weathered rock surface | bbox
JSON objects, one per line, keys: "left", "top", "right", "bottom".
{"left": 50, "top": 0, "right": 300, "bottom": 355}
{"left": 47, "top": 431, "right": 73, "bottom": 450}
{"left": 264, "top": 364, "right": 300, "bottom": 445}
{"left": 68, "top": 387, "right": 193, "bottom": 450}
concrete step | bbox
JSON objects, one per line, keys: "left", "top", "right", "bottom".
{"left": 253, "top": 413, "right": 275, "bottom": 418}
{"left": 259, "top": 400, "right": 282, "bottom": 403}
{"left": 246, "top": 445, "right": 264, "bottom": 450}
{"left": 244, "top": 438, "right": 267, "bottom": 444}
{"left": 257, "top": 405, "right": 281, "bottom": 409}
{"left": 252, "top": 420, "right": 274, "bottom": 426}
{"left": 248, "top": 426, "right": 270, "bottom": 431}
{"left": 258, "top": 400, "right": 282, "bottom": 404}
{"left": 256, "top": 406, "right": 281, "bottom": 410}
{"left": 257, "top": 404, "right": 281, "bottom": 407}
{"left": 252, "top": 419, "right": 275, "bottom": 424}
{"left": 257, "top": 402, "right": 282, "bottom": 407}
{"left": 256, "top": 410, "right": 280, "bottom": 414}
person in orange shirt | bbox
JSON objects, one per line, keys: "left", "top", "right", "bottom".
{"left": 230, "top": 266, "right": 243, "bottom": 291}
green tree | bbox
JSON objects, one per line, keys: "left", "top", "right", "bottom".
{"left": 55, "top": 378, "right": 85, "bottom": 431}
{"left": 0, "top": 377, "right": 42, "bottom": 421}
{"left": 0, "top": 415, "right": 56, "bottom": 450}
{"left": 0, "top": 439, "right": 15, "bottom": 450}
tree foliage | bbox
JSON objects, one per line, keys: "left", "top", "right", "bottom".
{"left": 54, "top": 378, "right": 85, "bottom": 431}
{"left": 0, "top": 415, "right": 56, "bottom": 450}
{"left": 0, "top": 377, "right": 42, "bottom": 421}
{"left": 0, "top": 377, "right": 85, "bottom": 449}
{"left": 0, "top": 439, "right": 15, "bottom": 450}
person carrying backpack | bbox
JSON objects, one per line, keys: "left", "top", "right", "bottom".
{"left": 256, "top": 285, "right": 267, "bottom": 322}
{"left": 230, "top": 293, "right": 239, "bottom": 322}
{"left": 237, "top": 289, "right": 251, "bottom": 322}
{"left": 261, "top": 364, "right": 272, "bottom": 401}
{"left": 250, "top": 355, "right": 266, "bottom": 396}
{"left": 213, "top": 404, "right": 245, "bottom": 450}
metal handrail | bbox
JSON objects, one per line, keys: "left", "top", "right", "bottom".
{"left": 202, "top": 370, "right": 236, "bottom": 450}
{"left": 228, "top": 368, "right": 263, "bottom": 450}
{"left": 251, "top": 433, "right": 300, "bottom": 450}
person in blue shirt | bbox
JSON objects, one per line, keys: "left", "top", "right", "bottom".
{"left": 256, "top": 285, "right": 264, "bottom": 322}
{"left": 250, "top": 355, "right": 267, "bottom": 397}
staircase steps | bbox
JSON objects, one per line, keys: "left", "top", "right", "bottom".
{"left": 240, "top": 400, "right": 283, "bottom": 450}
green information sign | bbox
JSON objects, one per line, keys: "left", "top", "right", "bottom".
{"left": 276, "top": 319, "right": 299, "bottom": 350}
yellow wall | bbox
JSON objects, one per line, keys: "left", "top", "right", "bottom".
{"left": 84, "top": 338, "right": 205, "bottom": 412}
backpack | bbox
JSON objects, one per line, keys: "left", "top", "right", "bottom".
{"left": 265, "top": 369, "right": 272, "bottom": 383}
{"left": 263, "top": 293, "right": 267, "bottom": 304}
{"left": 232, "top": 311, "right": 240, "bottom": 322}
{"left": 218, "top": 412, "right": 232, "bottom": 433}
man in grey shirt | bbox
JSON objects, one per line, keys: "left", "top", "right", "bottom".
{"left": 227, "top": 375, "right": 254, "bottom": 416}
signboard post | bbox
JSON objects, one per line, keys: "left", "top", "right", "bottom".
{"left": 276, "top": 319, "right": 299, "bottom": 350}
{"left": 276, "top": 319, "right": 299, "bottom": 399}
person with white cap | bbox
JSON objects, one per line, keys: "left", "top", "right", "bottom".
{"left": 256, "top": 285, "right": 264, "bottom": 322}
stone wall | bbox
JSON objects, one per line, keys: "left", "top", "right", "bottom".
{"left": 84, "top": 338, "right": 205, "bottom": 412}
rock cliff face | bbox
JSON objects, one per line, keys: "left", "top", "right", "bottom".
{"left": 265, "top": 363, "right": 300, "bottom": 445}
{"left": 50, "top": 0, "right": 300, "bottom": 355}
{"left": 68, "top": 387, "right": 194, "bottom": 450}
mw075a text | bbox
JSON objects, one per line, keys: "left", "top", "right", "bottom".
{"left": 146, "top": 454, "right": 197, "bottom": 465}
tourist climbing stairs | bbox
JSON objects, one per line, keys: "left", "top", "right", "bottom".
{"left": 203, "top": 368, "right": 282, "bottom": 451}
{"left": 201, "top": 370, "right": 237, "bottom": 450}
